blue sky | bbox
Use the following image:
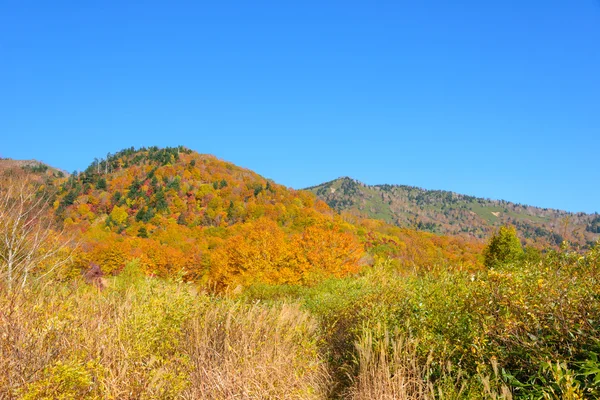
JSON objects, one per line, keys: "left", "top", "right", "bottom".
{"left": 1, "top": 1, "right": 599, "bottom": 213}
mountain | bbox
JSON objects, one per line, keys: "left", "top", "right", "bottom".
{"left": 0, "top": 158, "right": 67, "bottom": 178}
{"left": 306, "top": 177, "right": 599, "bottom": 248}
{"left": 42, "top": 147, "right": 483, "bottom": 288}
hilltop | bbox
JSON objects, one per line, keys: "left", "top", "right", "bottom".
{"left": 306, "top": 177, "right": 599, "bottom": 248}
{"left": 40, "top": 146, "right": 483, "bottom": 286}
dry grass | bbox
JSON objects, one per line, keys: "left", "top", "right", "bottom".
{"left": 0, "top": 261, "right": 521, "bottom": 399}
{"left": 346, "top": 329, "right": 428, "bottom": 400}
{"left": 182, "top": 302, "right": 330, "bottom": 399}
{"left": 0, "top": 278, "right": 191, "bottom": 398}
{"left": 0, "top": 279, "right": 511, "bottom": 399}
{"left": 0, "top": 270, "right": 330, "bottom": 399}
{"left": 345, "top": 328, "right": 513, "bottom": 400}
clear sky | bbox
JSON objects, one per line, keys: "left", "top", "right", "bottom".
{"left": 1, "top": 1, "right": 599, "bottom": 213}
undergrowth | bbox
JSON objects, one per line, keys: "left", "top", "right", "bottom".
{"left": 1, "top": 243, "right": 599, "bottom": 399}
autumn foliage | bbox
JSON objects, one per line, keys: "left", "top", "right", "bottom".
{"left": 40, "top": 146, "right": 484, "bottom": 289}
{"left": 209, "top": 218, "right": 363, "bottom": 288}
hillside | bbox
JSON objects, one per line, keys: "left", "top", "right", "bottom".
{"left": 41, "top": 147, "right": 483, "bottom": 286}
{"left": 306, "top": 177, "right": 599, "bottom": 248}
{"left": 0, "top": 158, "right": 67, "bottom": 178}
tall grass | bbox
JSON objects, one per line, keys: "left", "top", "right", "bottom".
{"left": 1, "top": 244, "right": 598, "bottom": 399}
{"left": 0, "top": 262, "right": 330, "bottom": 399}
{"left": 347, "top": 328, "right": 427, "bottom": 400}
{"left": 183, "top": 302, "right": 329, "bottom": 399}
{"left": 242, "top": 244, "right": 600, "bottom": 398}
{"left": 346, "top": 327, "right": 515, "bottom": 400}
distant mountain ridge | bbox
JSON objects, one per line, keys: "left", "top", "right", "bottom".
{"left": 0, "top": 158, "right": 67, "bottom": 177}
{"left": 306, "top": 177, "right": 599, "bottom": 248}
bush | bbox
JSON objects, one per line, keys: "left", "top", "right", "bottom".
{"left": 484, "top": 226, "right": 524, "bottom": 268}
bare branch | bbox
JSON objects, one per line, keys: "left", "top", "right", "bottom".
{"left": 0, "top": 172, "right": 75, "bottom": 293}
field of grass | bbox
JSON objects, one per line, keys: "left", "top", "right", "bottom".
{"left": 0, "top": 263, "right": 330, "bottom": 399}
{"left": 2, "top": 244, "right": 599, "bottom": 399}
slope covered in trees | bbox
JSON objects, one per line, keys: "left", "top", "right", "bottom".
{"left": 307, "top": 177, "right": 599, "bottom": 249}
{"left": 44, "top": 146, "right": 482, "bottom": 286}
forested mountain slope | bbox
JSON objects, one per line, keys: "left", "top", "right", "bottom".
{"left": 306, "top": 177, "right": 599, "bottom": 248}
{"left": 17, "top": 146, "right": 482, "bottom": 287}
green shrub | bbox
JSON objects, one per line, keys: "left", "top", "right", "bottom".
{"left": 484, "top": 226, "right": 524, "bottom": 268}
{"left": 20, "top": 359, "right": 104, "bottom": 400}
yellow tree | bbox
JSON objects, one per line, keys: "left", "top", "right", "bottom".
{"left": 209, "top": 218, "right": 294, "bottom": 288}
{"left": 109, "top": 205, "right": 129, "bottom": 226}
{"left": 292, "top": 224, "right": 364, "bottom": 283}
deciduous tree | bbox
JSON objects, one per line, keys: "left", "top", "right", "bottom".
{"left": 0, "top": 174, "right": 73, "bottom": 292}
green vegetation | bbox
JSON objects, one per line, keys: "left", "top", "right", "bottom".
{"left": 242, "top": 242, "right": 600, "bottom": 398}
{"left": 588, "top": 216, "right": 600, "bottom": 234}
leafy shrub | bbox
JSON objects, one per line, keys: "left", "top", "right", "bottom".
{"left": 484, "top": 225, "right": 524, "bottom": 268}
{"left": 20, "top": 359, "right": 104, "bottom": 400}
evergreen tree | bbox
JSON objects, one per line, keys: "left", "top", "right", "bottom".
{"left": 155, "top": 190, "right": 168, "bottom": 211}
{"left": 137, "top": 226, "right": 148, "bottom": 238}
{"left": 96, "top": 178, "right": 107, "bottom": 190}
